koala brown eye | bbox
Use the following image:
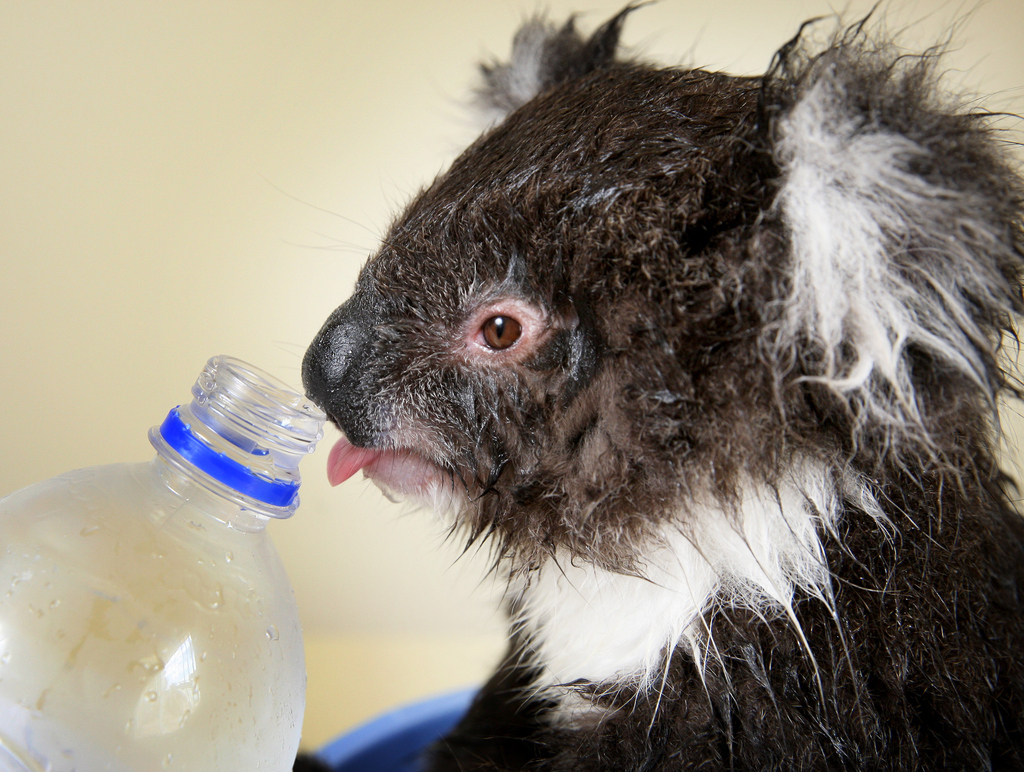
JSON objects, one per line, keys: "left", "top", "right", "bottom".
{"left": 481, "top": 316, "right": 522, "bottom": 350}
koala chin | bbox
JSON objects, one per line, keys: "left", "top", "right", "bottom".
{"left": 302, "top": 7, "right": 1024, "bottom": 771}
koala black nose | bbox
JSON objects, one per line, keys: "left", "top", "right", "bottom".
{"left": 302, "top": 290, "right": 388, "bottom": 447}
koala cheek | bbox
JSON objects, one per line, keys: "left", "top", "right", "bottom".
{"left": 563, "top": 322, "right": 601, "bottom": 405}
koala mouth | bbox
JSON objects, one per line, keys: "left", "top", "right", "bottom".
{"left": 326, "top": 435, "right": 443, "bottom": 496}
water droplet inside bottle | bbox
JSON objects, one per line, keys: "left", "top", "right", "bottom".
{"left": 206, "top": 585, "right": 224, "bottom": 610}
{"left": 247, "top": 589, "right": 265, "bottom": 617}
{"left": 49, "top": 599, "right": 61, "bottom": 609}
{"left": 266, "top": 625, "right": 279, "bottom": 642}
{"left": 224, "top": 551, "right": 233, "bottom": 563}
{"left": 162, "top": 752, "right": 173, "bottom": 768}
{"left": 146, "top": 691, "right": 158, "bottom": 702}
{"left": 0, "top": 653, "right": 10, "bottom": 665}
{"left": 128, "top": 654, "right": 164, "bottom": 674}
{"left": 80, "top": 524, "right": 101, "bottom": 537}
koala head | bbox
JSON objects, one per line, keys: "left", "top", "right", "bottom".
{"left": 303, "top": 9, "right": 1023, "bottom": 575}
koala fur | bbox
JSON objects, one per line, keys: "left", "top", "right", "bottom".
{"left": 301, "top": 7, "right": 1024, "bottom": 771}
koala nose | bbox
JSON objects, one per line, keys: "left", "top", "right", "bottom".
{"left": 302, "top": 291, "right": 387, "bottom": 447}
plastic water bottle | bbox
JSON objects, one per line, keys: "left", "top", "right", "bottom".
{"left": 0, "top": 356, "right": 325, "bottom": 771}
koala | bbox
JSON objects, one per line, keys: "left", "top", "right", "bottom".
{"left": 300, "top": 8, "right": 1024, "bottom": 771}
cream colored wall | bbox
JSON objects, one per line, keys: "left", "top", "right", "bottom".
{"left": 1, "top": 0, "right": 1022, "bottom": 752}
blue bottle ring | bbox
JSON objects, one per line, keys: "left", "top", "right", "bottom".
{"left": 159, "top": 407, "right": 299, "bottom": 508}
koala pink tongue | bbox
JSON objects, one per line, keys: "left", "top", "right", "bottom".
{"left": 326, "top": 436, "right": 383, "bottom": 487}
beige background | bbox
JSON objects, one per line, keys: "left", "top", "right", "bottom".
{"left": 1, "top": 0, "right": 1022, "bottom": 752}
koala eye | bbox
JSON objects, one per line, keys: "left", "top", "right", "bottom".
{"left": 481, "top": 316, "right": 522, "bottom": 350}
{"left": 462, "top": 299, "right": 543, "bottom": 363}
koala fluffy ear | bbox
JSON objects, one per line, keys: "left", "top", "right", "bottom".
{"left": 476, "top": 5, "right": 636, "bottom": 122}
{"left": 766, "top": 27, "right": 1024, "bottom": 444}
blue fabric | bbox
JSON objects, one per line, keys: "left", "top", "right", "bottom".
{"left": 315, "top": 683, "right": 475, "bottom": 769}
{"left": 316, "top": 689, "right": 475, "bottom": 772}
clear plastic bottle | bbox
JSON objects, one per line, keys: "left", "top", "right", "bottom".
{"left": 0, "top": 356, "right": 325, "bottom": 772}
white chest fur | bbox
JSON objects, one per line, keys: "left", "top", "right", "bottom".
{"left": 508, "top": 462, "right": 858, "bottom": 715}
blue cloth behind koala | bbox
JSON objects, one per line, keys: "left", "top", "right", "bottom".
{"left": 316, "top": 689, "right": 476, "bottom": 772}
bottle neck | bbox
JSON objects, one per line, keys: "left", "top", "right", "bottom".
{"left": 149, "top": 454, "right": 272, "bottom": 533}
{"left": 149, "top": 357, "right": 325, "bottom": 524}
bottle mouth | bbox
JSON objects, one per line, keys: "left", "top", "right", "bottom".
{"left": 151, "top": 356, "right": 326, "bottom": 517}
{"left": 191, "top": 357, "right": 325, "bottom": 460}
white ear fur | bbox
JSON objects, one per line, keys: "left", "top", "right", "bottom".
{"left": 476, "top": 8, "right": 632, "bottom": 125}
{"left": 476, "top": 19, "right": 558, "bottom": 123}
{"left": 773, "top": 50, "right": 1014, "bottom": 441}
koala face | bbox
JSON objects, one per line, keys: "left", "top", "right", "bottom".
{"left": 302, "top": 59, "right": 790, "bottom": 571}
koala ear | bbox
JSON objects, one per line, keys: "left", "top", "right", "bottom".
{"left": 766, "top": 26, "right": 1024, "bottom": 442}
{"left": 476, "top": 5, "right": 637, "bottom": 122}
